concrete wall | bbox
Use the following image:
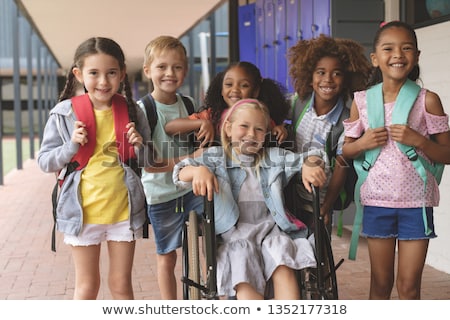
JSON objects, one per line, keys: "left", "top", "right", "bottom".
{"left": 415, "top": 21, "right": 450, "bottom": 274}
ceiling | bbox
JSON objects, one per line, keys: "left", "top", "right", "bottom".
{"left": 19, "top": 0, "right": 226, "bottom": 76}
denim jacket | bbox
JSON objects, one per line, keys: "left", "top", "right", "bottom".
{"left": 173, "top": 146, "right": 325, "bottom": 238}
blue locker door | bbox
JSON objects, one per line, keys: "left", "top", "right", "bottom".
{"left": 286, "top": 0, "right": 300, "bottom": 46}
{"left": 313, "top": 0, "right": 330, "bottom": 37}
{"left": 238, "top": 3, "right": 257, "bottom": 65}
{"left": 255, "top": 0, "right": 266, "bottom": 76}
{"left": 263, "top": 0, "right": 276, "bottom": 79}
{"left": 274, "top": 0, "right": 287, "bottom": 86}
{"left": 285, "top": 0, "right": 300, "bottom": 92}
{"left": 300, "top": 0, "right": 314, "bottom": 40}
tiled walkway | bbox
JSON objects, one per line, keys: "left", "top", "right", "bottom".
{"left": 1, "top": 159, "right": 449, "bottom": 300}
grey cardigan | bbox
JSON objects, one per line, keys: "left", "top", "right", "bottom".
{"left": 38, "top": 98, "right": 154, "bottom": 236}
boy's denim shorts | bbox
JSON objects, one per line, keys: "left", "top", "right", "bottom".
{"left": 362, "top": 206, "right": 437, "bottom": 240}
{"left": 148, "top": 191, "right": 204, "bottom": 254}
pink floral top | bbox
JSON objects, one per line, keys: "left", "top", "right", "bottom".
{"left": 343, "top": 88, "right": 449, "bottom": 208}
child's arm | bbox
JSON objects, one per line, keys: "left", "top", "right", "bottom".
{"left": 38, "top": 117, "right": 84, "bottom": 173}
{"left": 342, "top": 100, "right": 389, "bottom": 159}
{"left": 144, "top": 148, "right": 205, "bottom": 173}
{"left": 301, "top": 155, "right": 327, "bottom": 193}
{"left": 178, "top": 165, "right": 219, "bottom": 201}
{"left": 165, "top": 118, "right": 203, "bottom": 135}
{"left": 390, "top": 91, "right": 450, "bottom": 164}
{"left": 321, "top": 155, "right": 348, "bottom": 216}
{"left": 165, "top": 118, "right": 215, "bottom": 148}
{"left": 271, "top": 123, "right": 288, "bottom": 144}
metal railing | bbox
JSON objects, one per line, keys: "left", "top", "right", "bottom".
{"left": 1, "top": 0, "right": 59, "bottom": 185}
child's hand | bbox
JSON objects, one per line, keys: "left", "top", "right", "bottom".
{"left": 320, "top": 207, "right": 331, "bottom": 226}
{"left": 301, "top": 156, "right": 327, "bottom": 193}
{"left": 389, "top": 124, "right": 424, "bottom": 147}
{"left": 360, "top": 127, "right": 388, "bottom": 150}
{"left": 191, "top": 166, "right": 219, "bottom": 201}
{"left": 126, "top": 122, "right": 143, "bottom": 148}
{"left": 71, "top": 121, "right": 88, "bottom": 146}
{"left": 272, "top": 124, "right": 288, "bottom": 144}
{"left": 196, "top": 120, "right": 215, "bottom": 147}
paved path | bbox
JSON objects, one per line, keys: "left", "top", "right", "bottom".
{"left": 1, "top": 159, "right": 449, "bottom": 300}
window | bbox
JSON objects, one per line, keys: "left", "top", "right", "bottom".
{"left": 403, "top": 0, "right": 450, "bottom": 27}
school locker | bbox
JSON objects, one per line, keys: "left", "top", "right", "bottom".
{"left": 313, "top": 0, "right": 330, "bottom": 36}
{"left": 237, "top": 0, "right": 384, "bottom": 98}
{"left": 263, "top": 0, "right": 276, "bottom": 79}
{"left": 238, "top": 3, "right": 257, "bottom": 65}
{"left": 299, "top": 0, "right": 313, "bottom": 40}
{"left": 300, "top": 0, "right": 330, "bottom": 39}
{"left": 274, "top": 0, "right": 288, "bottom": 88}
{"left": 285, "top": 0, "right": 301, "bottom": 93}
{"left": 255, "top": 0, "right": 266, "bottom": 76}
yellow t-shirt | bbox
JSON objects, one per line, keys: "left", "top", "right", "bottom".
{"left": 80, "top": 108, "right": 129, "bottom": 224}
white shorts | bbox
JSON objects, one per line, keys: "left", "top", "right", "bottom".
{"left": 64, "top": 220, "right": 143, "bottom": 246}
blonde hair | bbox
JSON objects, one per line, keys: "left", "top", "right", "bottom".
{"left": 220, "top": 99, "right": 270, "bottom": 167}
{"left": 143, "top": 35, "right": 188, "bottom": 68}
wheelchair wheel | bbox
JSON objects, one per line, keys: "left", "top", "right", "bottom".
{"left": 181, "top": 199, "right": 218, "bottom": 300}
{"left": 299, "top": 186, "right": 339, "bottom": 300}
{"left": 182, "top": 210, "right": 201, "bottom": 300}
{"left": 299, "top": 224, "right": 338, "bottom": 299}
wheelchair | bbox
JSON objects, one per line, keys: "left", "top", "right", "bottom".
{"left": 181, "top": 186, "right": 343, "bottom": 300}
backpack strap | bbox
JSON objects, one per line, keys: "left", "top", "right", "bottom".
{"left": 70, "top": 94, "right": 97, "bottom": 169}
{"left": 292, "top": 94, "right": 311, "bottom": 133}
{"left": 284, "top": 94, "right": 311, "bottom": 152}
{"left": 70, "top": 94, "right": 135, "bottom": 166}
{"left": 140, "top": 93, "right": 195, "bottom": 138}
{"left": 140, "top": 94, "right": 158, "bottom": 137}
{"left": 110, "top": 94, "right": 136, "bottom": 162}
{"left": 349, "top": 79, "right": 441, "bottom": 260}
{"left": 326, "top": 100, "right": 351, "bottom": 236}
{"left": 181, "top": 95, "right": 195, "bottom": 115}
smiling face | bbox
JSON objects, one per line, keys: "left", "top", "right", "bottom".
{"left": 221, "top": 66, "right": 259, "bottom": 108}
{"left": 311, "top": 56, "right": 345, "bottom": 108}
{"left": 224, "top": 105, "right": 268, "bottom": 155}
{"left": 370, "top": 26, "right": 420, "bottom": 83}
{"left": 73, "top": 53, "right": 124, "bottom": 108}
{"left": 143, "top": 48, "right": 187, "bottom": 103}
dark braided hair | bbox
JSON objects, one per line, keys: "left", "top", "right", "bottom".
{"left": 204, "top": 61, "right": 289, "bottom": 129}
{"left": 368, "top": 21, "right": 420, "bottom": 86}
{"left": 58, "top": 37, "right": 138, "bottom": 123}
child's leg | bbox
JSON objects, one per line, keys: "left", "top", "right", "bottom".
{"left": 271, "top": 265, "right": 300, "bottom": 300}
{"left": 235, "top": 283, "right": 264, "bottom": 300}
{"left": 71, "top": 245, "right": 101, "bottom": 299}
{"left": 156, "top": 250, "right": 178, "bottom": 299}
{"left": 396, "top": 239, "right": 429, "bottom": 299}
{"left": 149, "top": 192, "right": 203, "bottom": 300}
{"left": 367, "top": 238, "right": 396, "bottom": 299}
{"left": 107, "top": 240, "right": 136, "bottom": 299}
